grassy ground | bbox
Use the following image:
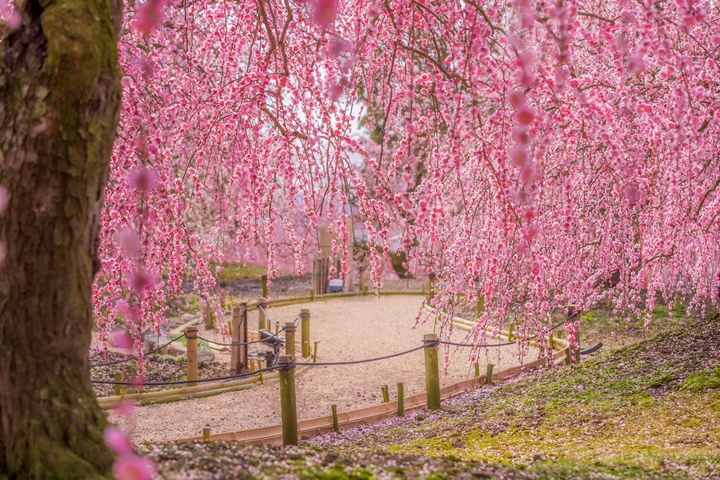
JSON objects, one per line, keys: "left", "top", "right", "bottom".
{"left": 143, "top": 315, "right": 720, "bottom": 479}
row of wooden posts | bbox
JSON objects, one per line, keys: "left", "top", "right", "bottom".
{"left": 113, "top": 302, "right": 314, "bottom": 398}
{"left": 200, "top": 332, "right": 498, "bottom": 446}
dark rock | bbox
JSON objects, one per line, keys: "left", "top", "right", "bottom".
{"left": 197, "top": 349, "right": 215, "bottom": 363}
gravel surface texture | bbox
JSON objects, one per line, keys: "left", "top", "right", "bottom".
{"left": 110, "top": 295, "right": 538, "bottom": 444}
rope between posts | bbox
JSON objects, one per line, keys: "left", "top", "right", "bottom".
{"left": 89, "top": 333, "right": 187, "bottom": 367}
{"left": 294, "top": 340, "right": 440, "bottom": 366}
{"left": 439, "top": 320, "right": 566, "bottom": 348}
{"left": 91, "top": 364, "right": 282, "bottom": 386}
{"left": 196, "top": 330, "right": 286, "bottom": 347}
{"left": 258, "top": 305, "right": 300, "bottom": 328}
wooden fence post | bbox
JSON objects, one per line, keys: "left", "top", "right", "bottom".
{"left": 265, "top": 350, "right": 275, "bottom": 369}
{"left": 114, "top": 372, "right": 123, "bottom": 396}
{"left": 508, "top": 323, "right": 515, "bottom": 342}
{"left": 186, "top": 327, "right": 198, "bottom": 387}
{"left": 301, "top": 309, "right": 311, "bottom": 358}
{"left": 381, "top": 385, "right": 389, "bottom": 403}
{"left": 258, "top": 298, "right": 268, "bottom": 332}
{"left": 202, "top": 424, "right": 210, "bottom": 442}
{"left": 474, "top": 362, "right": 480, "bottom": 378}
{"left": 359, "top": 266, "right": 366, "bottom": 292}
{"left": 279, "top": 355, "right": 298, "bottom": 445}
{"left": 285, "top": 322, "right": 296, "bottom": 356}
{"left": 486, "top": 363, "right": 494, "bottom": 385}
{"left": 331, "top": 404, "right": 339, "bottom": 432}
{"left": 231, "top": 304, "right": 249, "bottom": 374}
{"left": 424, "top": 333, "right": 441, "bottom": 410}
{"left": 261, "top": 274, "right": 268, "bottom": 298}
{"left": 204, "top": 303, "right": 215, "bottom": 330}
{"left": 476, "top": 295, "right": 485, "bottom": 318}
{"left": 571, "top": 323, "right": 580, "bottom": 364}
{"left": 397, "top": 383, "right": 405, "bottom": 417}
{"left": 313, "top": 341, "right": 319, "bottom": 363}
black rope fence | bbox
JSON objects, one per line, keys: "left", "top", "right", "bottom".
{"left": 91, "top": 364, "right": 283, "bottom": 386}
{"left": 438, "top": 320, "right": 566, "bottom": 348}
{"left": 91, "top": 315, "right": 596, "bottom": 387}
{"left": 90, "top": 333, "right": 187, "bottom": 367}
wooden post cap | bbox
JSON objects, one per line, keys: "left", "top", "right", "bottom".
{"left": 185, "top": 327, "right": 198, "bottom": 336}
{"left": 424, "top": 333, "right": 438, "bottom": 342}
{"left": 285, "top": 322, "right": 296, "bottom": 332}
{"left": 278, "top": 354, "right": 294, "bottom": 363}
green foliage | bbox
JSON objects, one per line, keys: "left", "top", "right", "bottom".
{"left": 682, "top": 366, "right": 720, "bottom": 392}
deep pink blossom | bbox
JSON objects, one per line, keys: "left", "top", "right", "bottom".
{"left": 112, "top": 454, "right": 155, "bottom": 480}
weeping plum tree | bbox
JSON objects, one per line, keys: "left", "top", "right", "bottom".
{"left": 99, "top": 0, "right": 720, "bottom": 358}
{"left": 2, "top": 0, "right": 720, "bottom": 476}
{"left": 0, "top": 0, "right": 122, "bottom": 476}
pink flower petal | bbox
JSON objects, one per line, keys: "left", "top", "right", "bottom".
{"left": 104, "top": 426, "right": 132, "bottom": 456}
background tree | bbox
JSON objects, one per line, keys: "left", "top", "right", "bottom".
{"left": 0, "top": 0, "right": 122, "bottom": 476}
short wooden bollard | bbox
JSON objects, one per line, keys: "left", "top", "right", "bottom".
{"left": 285, "top": 322, "right": 296, "bottom": 356}
{"left": 265, "top": 350, "right": 275, "bottom": 369}
{"left": 202, "top": 424, "right": 211, "bottom": 442}
{"left": 310, "top": 289, "right": 315, "bottom": 301}
{"left": 313, "top": 341, "right": 319, "bottom": 363}
{"left": 549, "top": 334, "right": 555, "bottom": 350}
{"left": 474, "top": 362, "right": 480, "bottom": 378}
{"left": 424, "top": 333, "right": 441, "bottom": 410}
{"left": 476, "top": 295, "right": 485, "bottom": 317}
{"left": 261, "top": 274, "right": 268, "bottom": 298}
{"left": 205, "top": 303, "right": 215, "bottom": 330}
{"left": 358, "top": 266, "right": 366, "bottom": 292}
{"left": 397, "top": 383, "right": 405, "bottom": 417}
{"left": 301, "top": 309, "right": 311, "bottom": 358}
{"left": 258, "top": 298, "right": 268, "bottom": 332}
{"left": 381, "top": 385, "right": 390, "bottom": 403}
{"left": 571, "top": 324, "right": 581, "bottom": 364}
{"left": 230, "top": 304, "right": 249, "bottom": 374}
{"left": 486, "top": 363, "right": 494, "bottom": 385}
{"left": 331, "top": 404, "right": 339, "bottom": 432}
{"left": 186, "top": 327, "right": 198, "bottom": 387}
{"left": 508, "top": 324, "right": 515, "bottom": 342}
{"left": 114, "top": 372, "right": 123, "bottom": 397}
{"left": 257, "top": 360, "right": 264, "bottom": 384}
{"left": 278, "top": 355, "right": 298, "bottom": 445}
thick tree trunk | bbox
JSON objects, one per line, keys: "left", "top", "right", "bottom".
{"left": 0, "top": 0, "right": 121, "bottom": 477}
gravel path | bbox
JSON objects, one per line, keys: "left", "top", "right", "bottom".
{"left": 110, "top": 295, "right": 537, "bottom": 444}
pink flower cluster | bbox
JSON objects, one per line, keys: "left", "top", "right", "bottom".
{"left": 95, "top": 0, "right": 720, "bottom": 359}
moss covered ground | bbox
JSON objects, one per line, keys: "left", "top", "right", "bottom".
{"left": 143, "top": 315, "right": 720, "bottom": 479}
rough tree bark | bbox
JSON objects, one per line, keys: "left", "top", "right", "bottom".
{"left": 0, "top": 0, "right": 122, "bottom": 477}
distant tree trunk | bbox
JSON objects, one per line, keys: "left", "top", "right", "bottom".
{"left": 0, "top": 0, "right": 121, "bottom": 477}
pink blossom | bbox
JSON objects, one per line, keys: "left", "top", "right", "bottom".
{"left": 110, "top": 328, "right": 134, "bottom": 350}
{"left": 516, "top": 106, "right": 535, "bottom": 125}
{"left": 134, "top": 0, "right": 164, "bottom": 36}
{"left": 623, "top": 183, "right": 641, "bottom": 205}
{"left": 130, "top": 269, "right": 155, "bottom": 293}
{"left": 507, "top": 90, "right": 526, "bottom": 108}
{"left": 112, "top": 454, "right": 155, "bottom": 480}
{"left": 104, "top": 426, "right": 132, "bottom": 455}
{"left": 129, "top": 167, "right": 159, "bottom": 192}
{"left": 113, "top": 400, "right": 136, "bottom": 417}
{"left": 313, "top": 0, "right": 338, "bottom": 29}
